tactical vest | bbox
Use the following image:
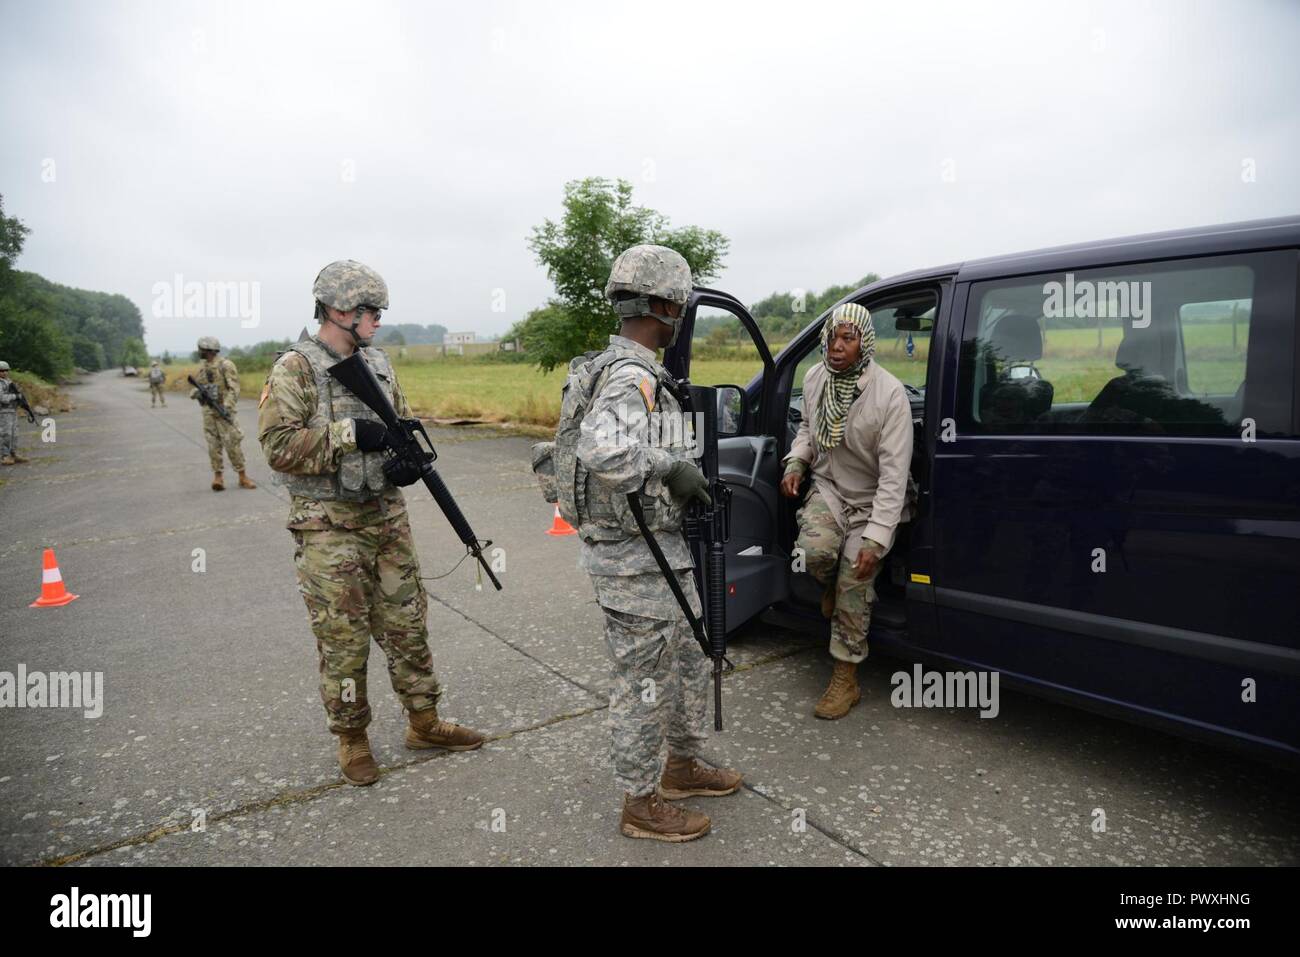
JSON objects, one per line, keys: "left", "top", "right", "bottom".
{"left": 532, "top": 345, "right": 693, "bottom": 543}
{"left": 272, "top": 338, "right": 395, "bottom": 502}
{"left": 198, "top": 359, "right": 232, "bottom": 404}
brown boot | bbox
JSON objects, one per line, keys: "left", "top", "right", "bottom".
{"left": 405, "top": 707, "right": 484, "bottom": 752}
{"left": 211, "top": 471, "right": 224, "bottom": 491}
{"left": 620, "top": 792, "right": 710, "bottom": 842}
{"left": 237, "top": 470, "right": 257, "bottom": 489}
{"left": 814, "top": 660, "right": 861, "bottom": 720}
{"left": 11, "top": 452, "right": 28, "bottom": 463}
{"left": 337, "top": 729, "right": 380, "bottom": 786}
{"left": 659, "top": 754, "right": 743, "bottom": 799}
{"left": 0, "top": 456, "right": 14, "bottom": 466}
{"left": 820, "top": 582, "right": 836, "bottom": 619}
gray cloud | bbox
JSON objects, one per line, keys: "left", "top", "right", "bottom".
{"left": 2, "top": 0, "right": 1297, "bottom": 353}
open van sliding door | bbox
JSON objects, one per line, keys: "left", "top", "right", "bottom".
{"left": 663, "top": 288, "right": 785, "bottom": 634}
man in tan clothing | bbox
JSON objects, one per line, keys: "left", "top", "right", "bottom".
{"left": 780, "top": 303, "right": 913, "bottom": 718}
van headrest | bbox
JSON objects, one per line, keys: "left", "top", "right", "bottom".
{"left": 990, "top": 314, "right": 1044, "bottom": 362}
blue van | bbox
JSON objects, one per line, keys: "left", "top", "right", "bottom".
{"left": 664, "top": 215, "right": 1300, "bottom": 761}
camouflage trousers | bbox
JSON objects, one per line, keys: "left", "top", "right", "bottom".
{"left": 202, "top": 410, "right": 245, "bottom": 471}
{"left": 795, "top": 488, "right": 881, "bottom": 664}
{"left": 150, "top": 382, "right": 166, "bottom": 405}
{"left": 0, "top": 411, "right": 15, "bottom": 458}
{"left": 291, "top": 512, "right": 442, "bottom": 733}
{"left": 591, "top": 569, "right": 709, "bottom": 797}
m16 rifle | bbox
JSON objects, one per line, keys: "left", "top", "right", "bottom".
{"left": 328, "top": 353, "right": 502, "bottom": 592}
{"left": 8, "top": 382, "right": 37, "bottom": 423}
{"left": 626, "top": 379, "right": 733, "bottom": 731}
{"left": 186, "top": 374, "right": 233, "bottom": 422}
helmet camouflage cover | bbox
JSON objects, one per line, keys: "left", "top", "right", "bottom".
{"left": 604, "top": 245, "right": 692, "bottom": 323}
{"left": 0, "top": 360, "right": 9, "bottom": 371}
{"left": 313, "top": 260, "right": 389, "bottom": 313}
{"left": 196, "top": 336, "right": 221, "bottom": 352}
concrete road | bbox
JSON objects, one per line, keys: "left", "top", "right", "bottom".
{"left": 1, "top": 372, "right": 1296, "bottom": 866}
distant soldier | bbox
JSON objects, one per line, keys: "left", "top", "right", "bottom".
{"left": 189, "top": 336, "right": 256, "bottom": 491}
{"left": 572, "top": 245, "right": 743, "bottom": 842}
{"left": 0, "top": 360, "right": 30, "bottom": 466}
{"left": 148, "top": 360, "right": 167, "bottom": 407}
{"left": 257, "top": 260, "right": 483, "bottom": 786}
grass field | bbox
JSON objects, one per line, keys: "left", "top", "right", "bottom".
{"left": 161, "top": 320, "right": 1249, "bottom": 430}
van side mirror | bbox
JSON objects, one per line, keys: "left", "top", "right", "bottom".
{"left": 715, "top": 385, "right": 743, "bottom": 437}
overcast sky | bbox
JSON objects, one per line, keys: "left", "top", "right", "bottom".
{"left": 2, "top": 0, "right": 1298, "bottom": 353}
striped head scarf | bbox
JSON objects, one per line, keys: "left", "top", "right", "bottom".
{"left": 814, "top": 302, "right": 876, "bottom": 452}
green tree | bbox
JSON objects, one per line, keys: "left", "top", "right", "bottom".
{"left": 0, "top": 309, "right": 73, "bottom": 380}
{"left": 71, "top": 334, "right": 107, "bottom": 371}
{"left": 119, "top": 337, "right": 149, "bottom": 369}
{"left": 0, "top": 194, "right": 31, "bottom": 298}
{"left": 523, "top": 177, "right": 729, "bottom": 371}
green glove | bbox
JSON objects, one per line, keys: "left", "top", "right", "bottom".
{"left": 664, "top": 461, "right": 712, "bottom": 505}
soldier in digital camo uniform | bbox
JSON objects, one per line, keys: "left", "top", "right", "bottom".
{"left": 189, "top": 336, "right": 256, "bottom": 491}
{"left": 578, "top": 245, "right": 743, "bottom": 842}
{"left": 148, "top": 360, "right": 167, "bottom": 407}
{"left": 257, "top": 260, "right": 483, "bottom": 786}
{"left": 0, "top": 361, "right": 28, "bottom": 466}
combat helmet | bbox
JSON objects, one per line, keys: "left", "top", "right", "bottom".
{"left": 0, "top": 361, "right": 9, "bottom": 371}
{"left": 313, "top": 260, "right": 389, "bottom": 345}
{"left": 197, "top": 336, "right": 221, "bottom": 352}
{"left": 604, "top": 245, "right": 692, "bottom": 346}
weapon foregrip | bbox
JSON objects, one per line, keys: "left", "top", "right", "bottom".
{"left": 424, "top": 469, "right": 476, "bottom": 546}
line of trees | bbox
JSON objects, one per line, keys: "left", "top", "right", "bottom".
{"left": 0, "top": 195, "right": 146, "bottom": 380}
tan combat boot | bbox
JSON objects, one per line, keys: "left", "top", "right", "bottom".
{"left": 620, "top": 792, "right": 710, "bottom": 842}
{"left": 211, "top": 471, "right": 224, "bottom": 491}
{"left": 237, "top": 470, "right": 257, "bottom": 489}
{"left": 405, "top": 707, "right": 484, "bottom": 751}
{"left": 814, "top": 660, "right": 861, "bottom": 720}
{"left": 337, "top": 729, "right": 380, "bottom": 786}
{"left": 0, "top": 455, "right": 14, "bottom": 466}
{"left": 659, "top": 754, "right": 743, "bottom": 799}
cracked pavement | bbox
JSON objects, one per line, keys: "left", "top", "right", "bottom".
{"left": 1, "top": 372, "right": 1296, "bottom": 866}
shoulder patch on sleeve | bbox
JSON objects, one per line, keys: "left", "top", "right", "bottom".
{"left": 258, "top": 378, "right": 272, "bottom": 408}
{"left": 637, "top": 375, "right": 656, "bottom": 412}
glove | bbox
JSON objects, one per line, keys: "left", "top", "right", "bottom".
{"left": 382, "top": 454, "right": 426, "bottom": 488}
{"left": 664, "top": 461, "right": 712, "bottom": 505}
{"left": 353, "top": 419, "right": 389, "bottom": 453}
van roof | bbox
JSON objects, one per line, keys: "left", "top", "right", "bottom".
{"left": 957, "top": 214, "right": 1300, "bottom": 282}
{"left": 853, "top": 215, "right": 1300, "bottom": 294}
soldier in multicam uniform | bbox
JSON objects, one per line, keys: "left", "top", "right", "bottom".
{"left": 780, "top": 303, "right": 914, "bottom": 719}
{"left": 190, "top": 336, "right": 256, "bottom": 491}
{"left": 0, "top": 360, "right": 29, "bottom": 466}
{"left": 578, "top": 245, "right": 743, "bottom": 842}
{"left": 257, "top": 259, "right": 483, "bottom": 787}
{"left": 148, "top": 360, "right": 167, "bottom": 407}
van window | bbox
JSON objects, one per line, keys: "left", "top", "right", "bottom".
{"left": 956, "top": 255, "right": 1292, "bottom": 437}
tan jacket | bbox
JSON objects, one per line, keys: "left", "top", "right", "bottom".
{"left": 784, "top": 360, "right": 914, "bottom": 552}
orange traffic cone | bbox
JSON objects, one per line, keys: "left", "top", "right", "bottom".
{"left": 546, "top": 505, "right": 577, "bottom": 537}
{"left": 30, "top": 548, "right": 79, "bottom": 607}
